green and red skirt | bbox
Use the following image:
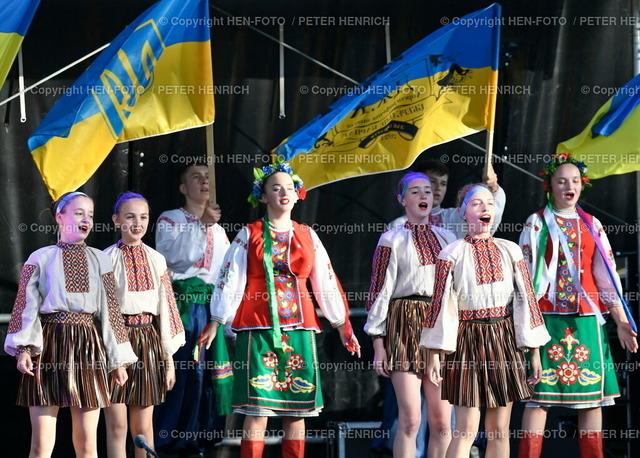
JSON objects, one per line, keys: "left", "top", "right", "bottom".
{"left": 527, "top": 314, "right": 619, "bottom": 408}
{"left": 232, "top": 329, "right": 323, "bottom": 417}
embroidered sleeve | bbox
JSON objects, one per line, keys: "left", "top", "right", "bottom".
{"left": 419, "top": 257, "right": 458, "bottom": 353}
{"left": 8, "top": 264, "right": 37, "bottom": 335}
{"left": 363, "top": 240, "right": 395, "bottom": 336}
{"left": 210, "top": 228, "right": 249, "bottom": 323}
{"left": 162, "top": 269, "right": 184, "bottom": 339}
{"left": 424, "top": 259, "right": 453, "bottom": 328}
{"left": 158, "top": 268, "right": 186, "bottom": 356}
{"left": 511, "top": 254, "right": 551, "bottom": 350}
{"left": 516, "top": 259, "right": 545, "bottom": 328}
{"left": 102, "top": 272, "right": 129, "bottom": 344}
{"left": 365, "top": 245, "right": 392, "bottom": 312}
{"left": 98, "top": 271, "right": 138, "bottom": 370}
{"left": 4, "top": 264, "right": 43, "bottom": 357}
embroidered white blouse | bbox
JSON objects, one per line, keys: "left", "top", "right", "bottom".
{"left": 104, "top": 242, "right": 186, "bottom": 357}
{"left": 4, "top": 242, "right": 138, "bottom": 370}
{"left": 419, "top": 236, "right": 550, "bottom": 353}
{"left": 364, "top": 223, "right": 457, "bottom": 336}
{"left": 155, "top": 208, "right": 230, "bottom": 284}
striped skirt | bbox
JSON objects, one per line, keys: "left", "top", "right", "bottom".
{"left": 385, "top": 296, "right": 431, "bottom": 374}
{"left": 442, "top": 316, "right": 532, "bottom": 408}
{"left": 110, "top": 314, "right": 167, "bottom": 406}
{"left": 17, "top": 312, "right": 110, "bottom": 408}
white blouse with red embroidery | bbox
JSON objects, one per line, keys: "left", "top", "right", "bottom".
{"left": 4, "top": 242, "right": 138, "bottom": 371}
{"left": 419, "top": 236, "right": 550, "bottom": 353}
{"left": 364, "top": 223, "right": 457, "bottom": 337}
{"left": 155, "top": 208, "right": 230, "bottom": 284}
{"left": 104, "top": 242, "right": 186, "bottom": 358}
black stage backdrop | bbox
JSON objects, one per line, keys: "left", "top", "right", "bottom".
{"left": 1, "top": 1, "right": 639, "bottom": 456}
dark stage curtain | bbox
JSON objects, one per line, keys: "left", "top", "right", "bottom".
{"left": 0, "top": 0, "right": 638, "bottom": 455}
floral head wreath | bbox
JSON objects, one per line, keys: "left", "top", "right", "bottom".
{"left": 247, "top": 156, "right": 306, "bottom": 207}
{"left": 539, "top": 152, "right": 591, "bottom": 192}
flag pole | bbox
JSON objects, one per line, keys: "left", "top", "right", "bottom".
{"left": 206, "top": 124, "right": 216, "bottom": 205}
{"left": 483, "top": 129, "right": 494, "bottom": 177}
{"left": 484, "top": 10, "right": 500, "bottom": 178}
{"left": 483, "top": 68, "right": 498, "bottom": 177}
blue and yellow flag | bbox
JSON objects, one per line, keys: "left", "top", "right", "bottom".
{"left": 29, "top": 0, "right": 214, "bottom": 199}
{"left": 274, "top": 4, "right": 501, "bottom": 189}
{"left": 557, "top": 73, "right": 640, "bottom": 179}
{"left": 0, "top": 0, "right": 40, "bottom": 89}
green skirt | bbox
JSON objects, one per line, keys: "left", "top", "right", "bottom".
{"left": 528, "top": 314, "right": 620, "bottom": 408}
{"left": 232, "top": 329, "right": 323, "bottom": 417}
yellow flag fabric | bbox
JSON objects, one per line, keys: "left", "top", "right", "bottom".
{"left": 557, "top": 72, "right": 640, "bottom": 179}
{"left": 0, "top": 0, "right": 40, "bottom": 89}
{"left": 29, "top": 0, "right": 214, "bottom": 200}
{"left": 274, "top": 4, "right": 501, "bottom": 189}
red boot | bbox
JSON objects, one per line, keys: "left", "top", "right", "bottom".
{"left": 282, "top": 439, "right": 305, "bottom": 458}
{"left": 241, "top": 439, "right": 265, "bottom": 458}
{"left": 517, "top": 432, "right": 543, "bottom": 458}
{"left": 578, "top": 431, "right": 603, "bottom": 458}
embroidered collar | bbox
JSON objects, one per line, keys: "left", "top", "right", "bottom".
{"left": 404, "top": 221, "right": 433, "bottom": 232}
{"left": 117, "top": 240, "right": 145, "bottom": 252}
{"left": 56, "top": 241, "right": 87, "bottom": 250}
{"left": 464, "top": 234, "right": 493, "bottom": 245}
{"left": 180, "top": 207, "right": 199, "bottom": 219}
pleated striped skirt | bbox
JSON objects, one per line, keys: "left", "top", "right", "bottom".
{"left": 441, "top": 316, "right": 532, "bottom": 407}
{"left": 385, "top": 296, "right": 431, "bottom": 374}
{"left": 17, "top": 312, "right": 111, "bottom": 408}
{"left": 110, "top": 314, "right": 167, "bottom": 406}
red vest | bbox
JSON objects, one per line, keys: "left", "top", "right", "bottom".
{"left": 231, "top": 220, "right": 323, "bottom": 331}
{"left": 537, "top": 210, "right": 608, "bottom": 315}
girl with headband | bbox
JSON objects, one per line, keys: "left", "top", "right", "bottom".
{"left": 4, "top": 191, "right": 137, "bottom": 457}
{"left": 199, "top": 158, "right": 360, "bottom": 458}
{"left": 365, "top": 171, "right": 457, "bottom": 457}
{"left": 517, "top": 154, "right": 638, "bottom": 458}
{"left": 420, "top": 183, "right": 550, "bottom": 458}
{"left": 103, "top": 192, "right": 185, "bottom": 458}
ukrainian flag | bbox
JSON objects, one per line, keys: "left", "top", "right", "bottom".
{"left": 29, "top": 0, "right": 214, "bottom": 200}
{"left": 557, "top": 72, "right": 640, "bottom": 179}
{"left": 274, "top": 4, "right": 501, "bottom": 189}
{"left": 0, "top": 0, "right": 40, "bottom": 90}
